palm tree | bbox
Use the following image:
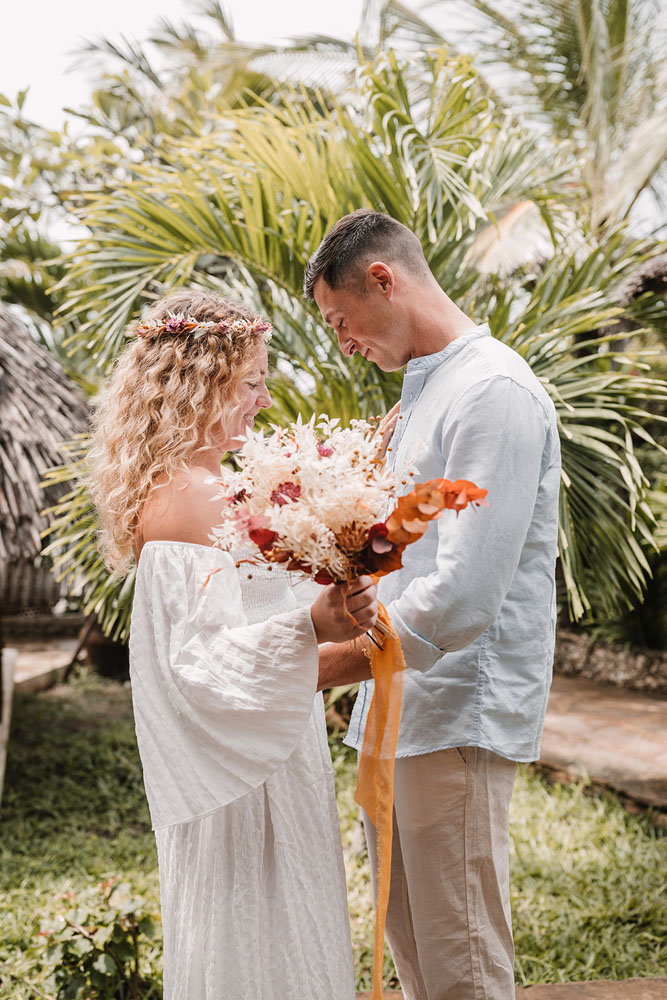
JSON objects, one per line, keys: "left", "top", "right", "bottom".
{"left": 0, "top": 93, "right": 110, "bottom": 391}
{"left": 42, "top": 49, "right": 666, "bottom": 639}
{"left": 71, "top": 0, "right": 360, "bottom": 150}
{"left": 0, "top": 1, "right": 361, "bottom": 385}
{"left": 409, "top": 0, "right": 667, "bottom": 234}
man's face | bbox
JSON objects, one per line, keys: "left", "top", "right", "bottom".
{"left": 313, "top": 267, "right": 411, "bottom": 372}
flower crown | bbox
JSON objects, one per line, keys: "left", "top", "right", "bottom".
{"left": 135, "top": 311, "right": 272, "bottom": 341}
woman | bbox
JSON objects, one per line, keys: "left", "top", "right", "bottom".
{"left": 89, "top": 290, "right": 378, "bottom": 999}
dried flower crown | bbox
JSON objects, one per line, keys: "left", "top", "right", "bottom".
{"left": 135, "top": 311, "right": 272, "bottom": 341}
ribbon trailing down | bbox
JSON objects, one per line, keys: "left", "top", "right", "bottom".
{"left": 354, "top": 600, "right": 405, "bottom": 1000}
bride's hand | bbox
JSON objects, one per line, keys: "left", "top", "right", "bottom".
{"left": 376, "top": 401, "right": 401, "bottom": 459}
{"left": 310, "top": 576, "right": 378, "bottom": 644}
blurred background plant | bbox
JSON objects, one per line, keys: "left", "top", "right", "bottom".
{"left": 40, "top": 878, "right": 162, "bottom": 1000}
{"left": 1, "top": 0, "right": 666, "bottom": 645}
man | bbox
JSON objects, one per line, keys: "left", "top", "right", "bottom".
{"left": 304, "top": 209, "right": 560, "bottom": 1000}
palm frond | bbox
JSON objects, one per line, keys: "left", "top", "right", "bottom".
{"left": 44, "top": 47, "right": 667, "bottom": 634}
{"left": 75, "top": 34, "right": 164, "bottom": 87}
{"left": 423, "top": 0, "right": 667, "bottom": 230}
{"left": 482, "top": 234, "right": 667, "bottom": 617}
{"left": 41, "top": 448, "right": 135, "bottom": 642}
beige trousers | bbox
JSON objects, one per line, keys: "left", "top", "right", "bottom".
{"left": 361, "top": 746, "right": 517, "bottom": 1000}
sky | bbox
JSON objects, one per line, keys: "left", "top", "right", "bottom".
{"left": 3, "top": 0, "right": 366, "bottom": 129}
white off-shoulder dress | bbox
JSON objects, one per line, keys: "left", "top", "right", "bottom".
{"left": 129, "top": 541, "right": 355, "bottom": 1000}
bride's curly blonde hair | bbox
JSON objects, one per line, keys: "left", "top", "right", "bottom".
{"left": 88, "top": 290, "right": 271, "bottom": 575}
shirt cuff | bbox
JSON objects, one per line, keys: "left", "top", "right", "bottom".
{"left": 387, "top": 603, "right": 444, "bottom": 672}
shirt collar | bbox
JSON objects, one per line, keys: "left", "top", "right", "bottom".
{"left": 404, "top": 323, "right": 490, "bottom": 375}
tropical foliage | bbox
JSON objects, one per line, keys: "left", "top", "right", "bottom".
{"left": 366, "top": 0, "right": 667, "bottom": 233}
{"left": 1, "top": 2, "right": 665, "bottom": 640}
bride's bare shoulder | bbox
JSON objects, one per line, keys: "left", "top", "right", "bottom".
{"left": 140, "top": 466, "right": 225, "bottom": 547}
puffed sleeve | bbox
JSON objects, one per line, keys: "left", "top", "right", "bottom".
{"left": 129, "top": 542, "right": 318, "bottom": 830}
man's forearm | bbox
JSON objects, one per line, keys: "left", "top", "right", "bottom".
{"left": 317, "top": 641, "right": 373, "bottom": 692}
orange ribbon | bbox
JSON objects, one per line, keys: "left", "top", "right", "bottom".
{"left": 354, "top": 601, "right": 405, "bottom": 1000}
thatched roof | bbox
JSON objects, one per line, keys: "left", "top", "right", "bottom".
{"left": 619, "top": 252, "right": 667, "bottom": 304}
{"left": 0, "top": 305, "right": 90, "bottom": 613}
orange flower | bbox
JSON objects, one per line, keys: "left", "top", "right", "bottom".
{"left": 385, "top": 478, "right": 488, "bottom": 548}
{"left": 435, "top": 478, "right": 489, "bottom": 512}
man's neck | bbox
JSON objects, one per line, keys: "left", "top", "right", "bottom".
{"left": 407, "top": 287, "right": 476, "bottom": 361}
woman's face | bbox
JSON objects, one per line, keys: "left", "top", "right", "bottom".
{"left": 219, "top": 342, "right": 272, "bottom": 450}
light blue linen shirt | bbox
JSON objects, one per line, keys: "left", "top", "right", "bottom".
{"left": 344, "top": 324, "right": 561, "bottom": 763}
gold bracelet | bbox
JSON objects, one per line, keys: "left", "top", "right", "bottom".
{"left": 357, "top": 633, "right": 373, "bottom": 663}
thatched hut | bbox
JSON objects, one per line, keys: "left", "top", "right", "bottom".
{"left": 0, "top": 304, "right": 90, "bottom": 615}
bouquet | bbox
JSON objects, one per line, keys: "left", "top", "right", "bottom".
{"left": 209, "top": 414, "right": 487, "bottom": 585}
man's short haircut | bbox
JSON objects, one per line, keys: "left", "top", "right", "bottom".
{"left": 303, "top": 209, "right": 429, "bottom": 299}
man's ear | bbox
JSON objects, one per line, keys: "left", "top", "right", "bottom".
{"left": 366, "top": 261, "right": 395, "bottom": 299}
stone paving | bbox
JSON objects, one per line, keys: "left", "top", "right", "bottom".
{"left": 10, "top": 638, "right": 76, "bottom": 694}
{"left": 539, "top": 675, "right": 667, "bottom": 809}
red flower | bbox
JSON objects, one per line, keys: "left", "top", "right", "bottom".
{"left": 164, "top": 316, "right": 192, "bottom": 334}
{"left": 243, "top": 514, "right": 277, "bottom": 552}
{"left": 287, "top": 557, "right": 312, "bottom": 572}
{"left": 368, "top": 523, "right": 394, "bottom": 554}
{"left": 270, "top": 482, "right": 302, "bottom": 505}
{"left": 363, "top": 523, "right": 406, "bottom": 576}
{"left": 317, "top": 443, "right": 334, "bottom": 457}
{"left": 248, "top": 527, "right": 278, "bottom": 551}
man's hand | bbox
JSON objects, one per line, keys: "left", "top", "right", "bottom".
{"left": 317, "top": 640, "right": 373, "bottom": 692}
{"left": 376, "top": 401, "right": 401, "bottom": 459}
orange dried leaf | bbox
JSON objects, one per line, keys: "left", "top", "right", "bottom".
{"left": 417, "top": 501, "right": 441, "bottom": 516}
{"left": 434, "top": 478, "right": 489, "bottom": 510}
{"left": 400, "top": 517, "right": 431, "bottom": 536}
{"left": 386, "top": 526, "right": 413, "bottom": 546}
{"left": 372, "top": 546, "right": 406, "bottom": 577}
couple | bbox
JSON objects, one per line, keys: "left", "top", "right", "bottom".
{"left": 90, "top": 210, "right": 560, "bottom": 1000}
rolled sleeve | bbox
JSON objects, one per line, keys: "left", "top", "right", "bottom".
{"left": 386, "top": 376, "right": 550, "bottom": 671}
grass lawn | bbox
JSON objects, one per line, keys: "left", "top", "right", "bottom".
{"left": 0, "top": 673, "right": 665, "bottom": 997}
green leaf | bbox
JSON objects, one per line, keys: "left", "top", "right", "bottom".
{"left": 92, "top": 951, "right": 117, "bottom": 974}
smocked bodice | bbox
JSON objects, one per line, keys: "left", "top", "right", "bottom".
{"left": 230, "top": 544, "right": 297, "bottom": 625}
